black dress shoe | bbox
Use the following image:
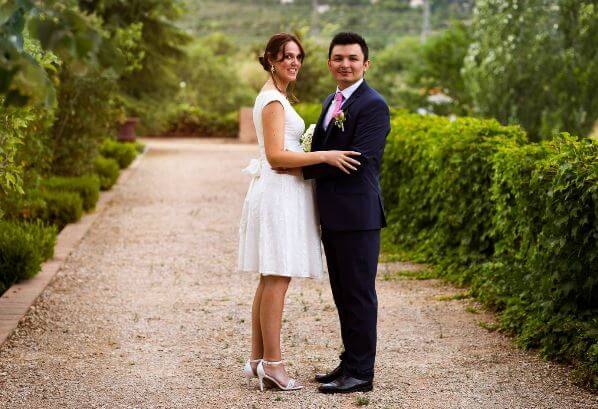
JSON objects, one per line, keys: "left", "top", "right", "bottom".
{"left": 314, "top": 364, "right": 343, "bottom": 383}
{"left": 318, "top": 374, "right": 373, "bottom": 394}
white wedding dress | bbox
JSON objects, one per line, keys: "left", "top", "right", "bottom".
{"left": 238, "top": 90, "right": 323, "bottom": 278}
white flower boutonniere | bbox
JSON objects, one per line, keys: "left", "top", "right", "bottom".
{"left": 333, "top": 110, "right": 346, "bottom": 132}
{"left": 300, "top": 124, "right": 316, "bottom": 152}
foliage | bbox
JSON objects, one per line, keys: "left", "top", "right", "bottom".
{"left": 463, "top": 0, "right": 598, "bottom": 140}
{"left": 182, "top": 0, "right": 473, "bottom": 47}
{"left": 93, "top": 155, "right": 119, "bottom": 190}
{"left": 50, "top": 67, "right": 121, "bottom": 176}
{"left": 165, "top": 105, "right": 238, "bottom": 138}
{"left": 382, "top": 112, "right": 598, "bottom": 387}
{"left": 37, "top": 189, "right": 83, "bottom": 229}
{"left": 294, "top": 103, "right": 321, "bottom": 127}
{"left": 176, "top": 34, "right": 253, "bottom": 115}
{"left": 0, "top": 220, "right": 57, "bottom": 293}
{"left": 99, "top": 139, "right": 137, "bottom": 168}
{"left": 41, "top": 175, "right": 100, "bottom": 211}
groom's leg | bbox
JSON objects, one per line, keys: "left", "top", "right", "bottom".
{"left": 321, "top": 229, "right": 349, "bottom": 365}
{"left": 333, "top": 229, "right": 380, "bottom": 382}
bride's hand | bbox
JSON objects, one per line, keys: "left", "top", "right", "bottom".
{"left": 322, "top": 150, "right": 362, "bottom": 174}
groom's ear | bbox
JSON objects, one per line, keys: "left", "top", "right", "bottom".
{"left": 363, "top": 59, "right": 371, "bottom": 73}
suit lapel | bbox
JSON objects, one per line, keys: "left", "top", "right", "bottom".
{"left": 322, "top": 80, "right": 368, "bottom": 146}
{"left": 313, "top": 93, "right": 334, "bottom": 150}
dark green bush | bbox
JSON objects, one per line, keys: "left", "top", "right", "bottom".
{"left": 38, "top": 190, "right": 83, "bottom": 229}
{"left": 382, "top": 113, "right": 597, "bottom": 388}
{"left": 382, "top": 113, "right": 527, "bottom": 276}
{"left": 41, "top": 175, "right": 100, "bottom": 211}
{"left": 165, "top": 105, "right": 238, "bottom": 138}
{"left": 0, "top": 190, "right": 48, "bottom": 222}
{"left": 93, "top": 155, "right": 120, "bottom": 190}
{"left": 99, "top": 140, "right": 138, "bottom": 169}
{"left": 294, "top": 103, "right": 322, "bottom": 127}
{"left": 0, "top": 220, "right": 57, "bottom": 294}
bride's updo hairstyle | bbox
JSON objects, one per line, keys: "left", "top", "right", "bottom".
{"left": 259, "top": 33, "right": 305, "bottom": 102}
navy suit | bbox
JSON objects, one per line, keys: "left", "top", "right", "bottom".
{"left": 303, "top": 80, "right": 390, "bottom": 381}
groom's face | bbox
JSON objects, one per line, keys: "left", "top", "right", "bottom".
{"left": 328, "top": 44, "right": 370, "bottom": 89}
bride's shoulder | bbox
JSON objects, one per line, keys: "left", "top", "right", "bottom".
{"left": 255, "top": 89, "right": 287, "bottom": 107}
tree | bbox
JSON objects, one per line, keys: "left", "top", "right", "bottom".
{"left": 462, "top": 0, "right": 598, "bottom": 140}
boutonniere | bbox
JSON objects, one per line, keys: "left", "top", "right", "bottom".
{"left": 333, "top": 110, "right": 346, "bottom": 131}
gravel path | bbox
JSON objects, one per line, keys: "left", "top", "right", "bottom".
{"left": 0, "top": 138, "right": 595, "bottom": 409}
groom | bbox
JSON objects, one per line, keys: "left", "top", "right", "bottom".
{"left": 303, "top": 32, "right": 390, "bottom": 393}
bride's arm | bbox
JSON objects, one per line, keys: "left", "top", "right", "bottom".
{"left": 263, "top": 101, "right": 360, "bottom": 173}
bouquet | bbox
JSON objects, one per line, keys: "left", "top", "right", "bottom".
{"left": 300, "top": 124, "right": 316, "bottom": 152}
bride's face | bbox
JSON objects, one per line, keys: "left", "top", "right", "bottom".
{"left": 271, "top": 41, "right": 302, "bottom": 83}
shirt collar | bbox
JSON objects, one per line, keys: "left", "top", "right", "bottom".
{"left": 336, "top": 78, "right": 364, "bottom": 102}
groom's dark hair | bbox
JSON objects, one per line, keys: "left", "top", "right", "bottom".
{"left": 328, "top": 32, "right": 369, "bottom": 61}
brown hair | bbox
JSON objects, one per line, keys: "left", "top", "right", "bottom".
{"left": 258, "top": 33, "right": 305, "bottom": 102}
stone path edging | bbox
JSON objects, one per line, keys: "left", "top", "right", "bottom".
{"left": 0, "top": 147, "right": 148, "bottom": 346}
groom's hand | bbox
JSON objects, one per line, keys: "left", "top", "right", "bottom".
{"left": 273, "top": 167, "right": 301, "bottom": 176}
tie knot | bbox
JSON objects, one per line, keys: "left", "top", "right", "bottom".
{"left": 335, "top": 91, "right": 344, "bottom": 102}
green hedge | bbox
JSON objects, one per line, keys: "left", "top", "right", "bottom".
{"left": 0, "top": 220, "right": 57, "bottom": 294}
{"left": 382, "top": 113, "right": 597, "bottom": 388}
{"left": 165, "top": 105, "right": 238, "bottom": 138}
{"left": 41, "top": 175, "right": 100, "bottom": 211}
{"left": 99, "top": 140, "right": 138, "bottom": 169}
{"left": 294, "top": 103, "right": 321, "bottom": 127}
{"left": 94, "top": 155, "right": 120, "bottom": 190}
{"left": 38, "top": 190, "right": 83, "bottom": 229}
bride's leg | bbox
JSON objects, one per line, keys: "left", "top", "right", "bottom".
{"left": 250, "top": 276, "right": 266, "bottom": 368}
{"left": 260, "top": 275, "right": 296, "bottom": 386}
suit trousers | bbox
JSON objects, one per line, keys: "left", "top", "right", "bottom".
{"left": 321, "top": 228, "right": 380, "bottom": 382}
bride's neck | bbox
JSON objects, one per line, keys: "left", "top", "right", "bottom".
{"left": 266, "top": 77, "right": 288, "bottom": 94}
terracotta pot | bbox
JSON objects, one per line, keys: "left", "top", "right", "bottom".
{"left": 117, "top": 117, "right": 140, "bottom": 142}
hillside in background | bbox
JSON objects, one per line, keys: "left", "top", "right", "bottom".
{"left": 182, "top": 0, "right": 474, "bottom": 48}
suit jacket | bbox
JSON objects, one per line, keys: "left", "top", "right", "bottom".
{"left": 303, "top": 80, "right": 391, "bottom": 231}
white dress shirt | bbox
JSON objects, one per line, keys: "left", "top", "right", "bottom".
{"left": 323, "top": 78, "right": 364, "bottom": 131}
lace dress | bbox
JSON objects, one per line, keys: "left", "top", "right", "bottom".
{"left": 238, "top": 90, "right": 323, "bottom": 278}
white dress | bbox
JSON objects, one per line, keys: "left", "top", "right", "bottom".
{"left": 238, "top": 90, "right": 323, "bottom": 278}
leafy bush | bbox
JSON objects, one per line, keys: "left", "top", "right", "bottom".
{"left": 0, "top": 220, "right": 57, "bottom": 294}
{"left": 382, "top": 113, "right": 597, "bottom": 387}
{"left": 165, "top": 105, "right": 238, "bottom": 138}
{"left": 294, "top": 103, "right": 321, "bottom": 127}
{"left": 0, "top": 189, "right": 48, "bottom": 222}
{"left": 38, "top": 190, "right": 83, "bottom": 229}
{"left": 382, "top": 113, "right": 527, "bottom": 274}
{"left": 41, "top": 175, "right": 100, "bottom": 211}
{"left": 99, "top": 140, "right": 138, "bottom": 169}
{"left": 93, "top": 156, "right": 120, "bottom": 190}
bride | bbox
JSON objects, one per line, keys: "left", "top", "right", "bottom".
{"left": 238, "top": 33, "right": 360, "bottom": 391}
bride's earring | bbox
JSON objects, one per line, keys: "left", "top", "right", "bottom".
{"left": 271, "top": 65, "right": 276, "bottom": 74}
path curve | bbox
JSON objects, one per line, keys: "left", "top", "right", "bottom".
{"left": 0, "top": 139, "right": 595, "bottom": 408}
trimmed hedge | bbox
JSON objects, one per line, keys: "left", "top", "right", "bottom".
{"left": 0, "top": 220, "right": 57, "bottom": 294}
{"left": 94, "top": 155, "right": 120, "bottom": 190}
{"left": 41, "top": 175, "right": 100, "bottom": 211}
{"left": 38, "top": 190, "right": 83, "bottom": 229}
{"left": 99, "top": 140, "right": 138, "bottom": 169}
{"left": 382, "top": 113, "right": 597, "bottom": 388}
{"left": 165, "top": 105, "right": 238, "bottom": 138}
{"left": 294, "top": 103, "right": 321, "bottom": 127}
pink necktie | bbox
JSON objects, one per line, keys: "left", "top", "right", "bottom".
{"left": 329, "top": 91, "right": 344, "bottom": 125}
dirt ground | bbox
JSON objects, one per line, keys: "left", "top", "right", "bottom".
{"left": 0, "top": 139, "right": 595, "bottom": 408}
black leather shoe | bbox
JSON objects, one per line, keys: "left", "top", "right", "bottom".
{"left": 318, "top": 374, "right": 373, "bottom": 394}
{"left": 314, "top": 364, "right": 343, "bottom": 383}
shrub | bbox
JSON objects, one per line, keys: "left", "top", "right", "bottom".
{"left": 0, "top": 220, "right": 57, "bottom": 294}
{"left": 165, "top": 105, "right": 238, "bottom": 138}
{"left": 93, "top": 156, "right": 120, "bottom": 190}
{"left": 41, "top": 175, "right": 100, "bottom": 211}
{"left": 382, "top": 113, "right": 527, "bottom": 276}
{"left": 99, "top": 139, "right": 138, "bottom": 169}
{"left": 38, "top": 190, "right": 83, "bottom": 229}
{"left": 294, "top": 103, "right": 321, "bottom": 127}
{"left": 0, "top": 190, "right": 48, "bottom": 222}
{"left": 382, "top": 113, "right": 597, "bottom": 387}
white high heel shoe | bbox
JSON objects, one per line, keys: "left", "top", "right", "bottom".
{"left": 243, "top": 358, "right": 261, "bottom": 385}
{"left": 257, "top": 360, "right": 303, "bottom": 392}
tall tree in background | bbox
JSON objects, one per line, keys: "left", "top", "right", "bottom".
{"left": 463, "top": 0, "right": 597, "bottom": 140}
